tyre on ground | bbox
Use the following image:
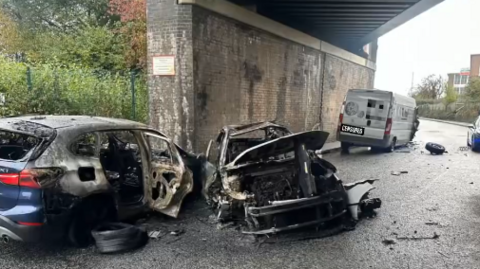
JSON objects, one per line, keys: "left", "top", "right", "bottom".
{"left": 91, "top": 222, "right": 148, "bottom": 254}
{"left": 425, "top": 142, "right": 446, "bottom": 155}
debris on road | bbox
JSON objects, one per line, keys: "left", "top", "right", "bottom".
{"left": 170, "top": 229, "right": 185, "bottom": 236}
{"left": 391, "top": 171, "right": 408, "bottom": 176}
{"left": 397, "top": 232, "right": 440, "bottom": 241}
{"left": 382, "top": 238, "right": 397, "bottom": 245}
{"left": 425, "top": 222, "right": 439, "bottom": 226}
{"left": 148, "top": 230, "right": 165, "bottom": 239}
{"left": 470, "top": 182, "right": 474, "bottom": 185}
{"left": 425, "top": 142, "right": 446, "bottom": 155}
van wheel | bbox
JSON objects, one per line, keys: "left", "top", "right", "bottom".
{"left": 385, "top": 138, "right": 396, "bottom": 153}
{"left": 341, "top": 142, "right": 350, "bottom": 154}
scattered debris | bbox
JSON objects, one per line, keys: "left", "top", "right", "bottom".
{"left": 148, "top": 230, "right": 165, "bottom": 239}
{"left": 438, "top": 251, "right": 449, "bottom": 258}
{"left": 426, "top": 206, "right": 439, "bottom": 212}
{"left": 170, "top": 229, "right": 185, "bottom": 236}
{"left": 425, "top": 222, "right": 439, "bottom": 226}
{"left": 470, "top": 182, "right": 474, "bottom": 185}
{"left": 216, "top": 222, "right": 236, "bottom": 230}
{"left": 382, "top": 238, "right": 397, "bottom": 245}
{"left": 397, "top": 232, "right": 440, "bottom": 241}
{"left": 391, "top": 171, "right": 408, "bottom": 176}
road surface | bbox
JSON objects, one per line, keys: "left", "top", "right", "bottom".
{"left": 1, "top": 119, "right": 480, "bottom": 269}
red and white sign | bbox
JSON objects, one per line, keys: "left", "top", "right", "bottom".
{"left": 153, "top": 56, "right": 175, "bottom": 76}
{"left": 460, "top": 68, "right": 470, "bottom": 76}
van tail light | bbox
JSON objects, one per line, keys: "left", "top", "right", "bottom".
{"left": 385, "top": 118, "right": 392, "bottom": 135}
{"left": 337, "top": 113, "right": 344, "bottom": 133}
{"left": 0, "top": 168, "right": 63, "bottom": 189}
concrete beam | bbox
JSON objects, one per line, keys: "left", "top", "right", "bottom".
{"left": 358, "top": 0, "right": 444, "bottom": 46}
{"left": 178, "top": 0, "right": 376, "bottom": 70}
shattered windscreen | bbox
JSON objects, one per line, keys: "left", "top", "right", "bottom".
{"left": 0, "top": 131, "right": 40, "bottom": 161}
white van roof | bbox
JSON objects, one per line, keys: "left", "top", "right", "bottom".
{"left": 348, "top": 89, "right": 416, "bottom": 107}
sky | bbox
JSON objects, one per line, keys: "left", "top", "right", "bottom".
{"left": 374, "top": 0, "right": 480, "bottom": 96}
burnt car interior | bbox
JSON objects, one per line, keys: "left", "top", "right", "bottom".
{"left": 99, "top": 132, "right": 143, "bottom": 205}
{"left": 0, "top": 131, "right": 39, "bottom": 160}
{"left": 72, "top": 131, "right": 144, "bottom": 205}
{"left": 223, "top": 127, "right": 291, "bottom": 163}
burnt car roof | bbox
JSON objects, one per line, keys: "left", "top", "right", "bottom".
{"left": 0, "top": 116, "right": 150, "bottom": 137}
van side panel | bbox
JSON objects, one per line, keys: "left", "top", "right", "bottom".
{"left": 391, "top": 93, "right": 417, "bottom": 144}
{"left": 341, "top": 90, "right": 392, "bottom": 140}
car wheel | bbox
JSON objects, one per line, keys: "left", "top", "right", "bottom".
{"left": 385, "top": 138, "right": 396, "bottom": 153}
{"left": 92, "top": 222, "right": 148, "bottom": 254}
{"left": 67, "top": 199, "right": 117, "bottom": 248}
{"left": 425, "top": 142, "right": 446, "bottom": 155}
{"left": 341, "top": 142, "right": 350, "bottom": 154}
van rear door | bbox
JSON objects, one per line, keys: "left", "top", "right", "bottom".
{"left": 341, "top": 90, "right": 392, "bottom": 140}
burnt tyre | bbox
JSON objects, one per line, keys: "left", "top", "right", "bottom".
{"left": 425, "top": 142, "right": 446, "bottom": 155}
{"left": 92, "top": 223, "right": 148, "bottom": 254}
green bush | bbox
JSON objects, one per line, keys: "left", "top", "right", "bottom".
{"left": 0, "top": 58, "right": 148, "bottom": 122}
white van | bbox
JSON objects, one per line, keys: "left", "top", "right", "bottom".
{"left": 336, "top": 89, "right": 417, "bottom": 153}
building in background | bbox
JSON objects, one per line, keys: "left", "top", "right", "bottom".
{"left": 471, "top": 54, "right": 480, "bottom": 77}
{"left": 447, "top": 54, "right": 480, "bottom": 95}
{"left": 447, "top": 68, "right": 470, "bottom": 95}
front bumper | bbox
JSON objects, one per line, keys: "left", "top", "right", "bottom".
{"left": 243, "top": 191, "right": 347, "bottom": 234}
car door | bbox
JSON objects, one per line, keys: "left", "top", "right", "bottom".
{"left": 142, "top": 132, "right": 193, "bottom": 218}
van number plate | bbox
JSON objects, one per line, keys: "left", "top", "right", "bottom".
{"left": 341, "top": 124, "right": 364, "bottom": 136}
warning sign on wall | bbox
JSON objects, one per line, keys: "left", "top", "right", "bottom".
{"left": 153, "top": 56, "right": 175, "bottom": 76}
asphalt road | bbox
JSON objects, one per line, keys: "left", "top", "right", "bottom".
{"left": 2, "top": 119, "right": 480, "bottom": 269}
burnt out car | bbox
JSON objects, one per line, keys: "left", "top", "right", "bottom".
{"left": 0, "top": 116, "right": 194, "bottom": 246}
{"left": 201, "top": 122, "right": 381, "bottom": 234}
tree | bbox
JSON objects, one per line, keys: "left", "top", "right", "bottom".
{"left": 410, "top": 74, "right": 445, "bottom": 100}
{"left": 443, "top": 84, "right": 458, "bottom": 108}
{"left": 108, "top": 0, "right": 146, "bottom": 69}
{"left": 0, "top": 0, "right": 115, "bottom": 32}
{"left": 465, "top": 77, "right": 480, "bottom": 101}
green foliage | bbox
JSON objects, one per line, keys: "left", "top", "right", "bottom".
{"left": 24, "top": 25, "right": 126, "bottom": 70}
{"left": 418, "top": 102, "right": 480, "bottom": 123}
{"left": 465, "top": 78, "right": 480, "bottom": 101}
{"left": 409, "top": 74, "right": 445, "bottom": 100}
{"left": 0, "top": 58, "right": 148, "bottom": 122}
{"left": 0, "top": 0, "right": 116, "bottom": 32}
{"left": 443, "top": 85, "right": 458, "bottom": 107}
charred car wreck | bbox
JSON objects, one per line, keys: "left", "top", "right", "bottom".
{"left": 0, "top": 117, "right": 380, "bottom": 246}
{"left": 0, "top": 116, "right": 194, "bottom": 246}
{"left": 201, "top": 122, "right": 382, "bottom": 234}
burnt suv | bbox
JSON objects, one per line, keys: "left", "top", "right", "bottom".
{"left": 201, "top": 122, "right": 382, "bottom": 234}
{"left": 0, "top": 116, "right": 195, "bottom": 246}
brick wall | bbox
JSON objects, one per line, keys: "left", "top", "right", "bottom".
{"left": 147, "top": 2, "right": 375, "bottom": 152}
{"left": 192, "top": 7, "right": 324, "bottom": 152}
{"left": 321, "top": 55, "right": 375, "bottom": 141}
{"left": 147, "top": 0, "right": 195, "bottom": 151}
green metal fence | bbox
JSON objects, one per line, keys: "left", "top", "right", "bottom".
{"left": 0, "top": 60, "right": 148, "bottom": 122}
